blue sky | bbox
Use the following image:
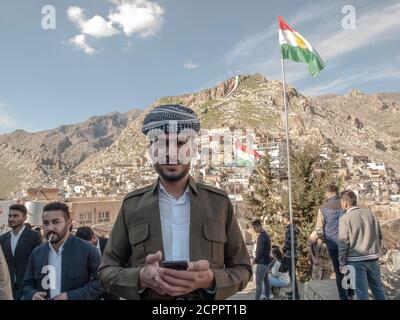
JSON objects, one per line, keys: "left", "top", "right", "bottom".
{"left": 0, "top": 0, "right": 399, "bottom": 133}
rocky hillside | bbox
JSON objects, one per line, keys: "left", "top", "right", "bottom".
{"left": 0, "top": 109, "right": 141, "bottom": 198}
{"left": 77, "top": 74, "right": 400, "bottom": 173}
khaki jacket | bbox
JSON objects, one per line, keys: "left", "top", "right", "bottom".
{"left": 98, "top": 176, "right": 252, "bottom": 300}
{"left": 0, "top": 245, "right": 13, "bottom": 300}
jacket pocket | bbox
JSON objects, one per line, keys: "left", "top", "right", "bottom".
{"left": 128, "top": 222, "right": 149, "bottom": 266}
{"left": 203, "top": 225, "right": 226, "bottom": 267}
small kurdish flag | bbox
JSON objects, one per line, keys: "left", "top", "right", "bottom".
{"left": 235, "top": 140, "right": 262, "bottom": 166}
{"left": 278, "top": 16, "right": 325, "bottom": 76}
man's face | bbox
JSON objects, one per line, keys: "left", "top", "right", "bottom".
{"left": 252, "top": 225, "right": 261, "bottom": 233}
{"left": 151, "top": 133, "right": 193, "bottom": 182}
{"left": 8, "top": 210, "right": 26, "bottom": 229}
{"left": 91, "top": 235, "right": 98, "bottom": 246}
{"left": 340, "top": 200, "right": 349, "bottom": 211}
{"left": 42, "top": 210, "right": 70, "bottom": 244}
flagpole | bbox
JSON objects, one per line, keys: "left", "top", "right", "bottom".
{"left": 281, "top": 57, "right": 296, "bottom": 300}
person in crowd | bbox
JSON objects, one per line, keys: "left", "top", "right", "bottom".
{"left": 75, "top": 226, "right": 119, "bottom": 300}
{"left": 0, "top": 204, "right": 42, "bottom": 299}
{"left": 269, "top": 246, "right": 290, "bottom": 295}
{"left": 75, "top": 226, "right": 108, "bottom": 256}
{"left": 23, "top": 202, "right": 102, "bottom": 300}
{"left": 339, "top": 190, "right": 386, "bottom": 300}
{"left": 251, "top": 219, "right": 272, "bottom": 300}
{"left": 281, "top": 212, "right": 300, "bottom": 300}
{"left": 99, "top": 104, "right": 252, "bottom": 300}
{"left": 315, "top": 184, "right": 354, "bottom": 300}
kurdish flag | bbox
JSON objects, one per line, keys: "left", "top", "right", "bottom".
{"left": 278, "top": 16, "right": 325, "bottom": 76}
{"left": 235, "top": 140, "right": 262, "bottom": 166}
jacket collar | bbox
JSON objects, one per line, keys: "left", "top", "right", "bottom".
{"left": 151, "top": 175, "right": 198, "bottom": 195}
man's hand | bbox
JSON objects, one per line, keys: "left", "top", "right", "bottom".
{"left": 251, "top": 258, "right": 255, "bottom": 265}
{"left": 340, "top": 265, "right": 347, "bottom": 274}
{"left": 32, "top": 292, "right": 47, "bottom": 300}
{"left": 52, "top": 292, "right": 68, "bottom": 300}
{"left": 156, "top": 260, "right": 215, "bottom": 297}
{"left": 139, "top": 251, "right": 166, "bottom": 295}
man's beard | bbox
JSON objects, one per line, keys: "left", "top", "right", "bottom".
{"left": 46, "top": 225, "right": 69, "bottom": 244}
{"left": 154, "top": 163, "right": 190, "bottom": 182}
{"left": 9, "top": 221, "right": 24, "bottom": 229}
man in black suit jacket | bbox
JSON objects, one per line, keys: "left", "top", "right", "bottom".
{"left": 23, "top": 202, "right": 102, "bottom": 300}
{"left": 75, "top": 226, "right": 118, "bottom": 300}
{"left": 75, "top": 226, "right": 108, "bottom": 256}
{"left": 0, "top": 204, "right": 42, "bottom": 300}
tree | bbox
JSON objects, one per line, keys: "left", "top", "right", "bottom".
{"left": 245, "top": 155, "right": 286, "bottom": 252}
{"left": 245, "top": 155, "right": 281, "bottom": 223}
{"left": 282, "top": 144, "right": 334, "bottom": 281}
{"left": 246, "top": 144, "right": 334, "bottom": 282}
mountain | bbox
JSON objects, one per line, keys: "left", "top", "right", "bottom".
{"left": 0, "top": 109, "right": 141, "bottom": 198}
{"left": 2, "top": 74, "right": 400, "bottom": 198}
{"left": 77, "top": 74, "right": 400, "bottom": 173}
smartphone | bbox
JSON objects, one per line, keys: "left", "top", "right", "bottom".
{"left": 161, "top": 260, "right": 188, "bottom": 270}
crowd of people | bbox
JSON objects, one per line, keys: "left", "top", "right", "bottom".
{"left": 0, "top": 104, "right": 388, "bottom": 301}
{"left": 250, "top": 184, "right": 387, "bottom": 300}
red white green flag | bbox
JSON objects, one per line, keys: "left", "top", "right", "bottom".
{"left": 234, "top": 140, "right": 262, "bottom": 166}
{"left": 278, "top": 16, "right": 325, "bottom": 76}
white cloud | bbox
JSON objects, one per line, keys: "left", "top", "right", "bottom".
{"left": 67, "top": 6, "right": 120, "bottom": 38}
{"left": 224, "top": 2, "right": 336, "bottom": 65}
{"left": 303, "top": 66, "right": 400, "bottom": 96}
{"left": 0, "top": 103, "right": 16, "bottom": 131}
{"left": 66, "top": 1, "right": 164, "bottom": 55}
{"left": 108, "top": 0, "right": 164, "bottom": 37}
{"left": 224, "top": 26, "right": 275, "bottom": 64}
{"left": 316, "top": 2, "right": 400, "bottom": 61}
{"left": 68, "top": 34, "right": 97, "bottom": 55}
{"left": 184, "top": 60, "right": 199, "bottom": 70}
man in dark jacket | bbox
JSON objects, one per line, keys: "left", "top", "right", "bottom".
{"left": 75, "top": 226, "right": 119, "bottom": 300}
{"left": 282, "top": 212, "right": 300, "bottom": 300}
{"left": 0, "top": 204, "right": 42, "bottom": 299}
{"left": 23, "top": 202, "right": 102, "bottom": 300}
{"left": 315, "top": 184, "right": 353, "bottom": 300}
{"left": 251, "top": 219, "right": 272, "bottom": 300}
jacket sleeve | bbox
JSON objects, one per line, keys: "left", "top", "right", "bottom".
{"left": 338, "top": 216, "right": 350, "bottom": 266}
{"left": 66, "top": 246, "right": 103, "bottom": 300}
{"left": 315, "top": 209, "right": 325, "bottom": 238}
{"left": 22, "top": 253, "right": 38, "bottom": 300}
{"left": 254, "top": 234, "right": 265, "bottom": 264}
{"left": 0, "top": 246, "right": 13, "bottom": 300}
{"left": 282, "top": 228, "right": 290, "bottom": 254}
{"left": 98, "top": 204, "right": 142, "bottom": 300}
{"left": 211, "top": 201, "right": 252, "bottom": 300}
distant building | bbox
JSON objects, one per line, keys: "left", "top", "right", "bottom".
{"left": 27, "top": 188, "right": 60, "bottom": 201}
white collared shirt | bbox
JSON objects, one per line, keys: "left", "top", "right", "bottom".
{"left": 11, "top": 225, "right": 25, "bottom": 256}
{"left": 159, "top": 183, "right": 190, "bottom": 261}
{"left": 96, "top": 238, "right": 102, "bottom": 256}
{"left": 48, "top": 239, "right": 67, "bottom": 298}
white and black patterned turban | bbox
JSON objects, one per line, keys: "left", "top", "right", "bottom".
{"left": 141, "top": 104, "right": 200, "bottom": 135}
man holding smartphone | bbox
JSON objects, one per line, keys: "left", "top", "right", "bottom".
{"left": 99, "top": 104, "right": 252, "bottom": 300}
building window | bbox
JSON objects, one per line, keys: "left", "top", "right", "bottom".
{"left": 79, "top": 212, "right": 93, "bottom": 224}
{"left": 98, "top": 211, "right": 110, "bottom": 223}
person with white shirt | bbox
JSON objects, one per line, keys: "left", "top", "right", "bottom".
{"left": 269, "top": 246, "right": 290, "bottom": 294}
{"left": 99, "top": 104, "right": 252, "bottom": 300}
{"left": 23, "top": 202, "right": 102, "bottom": 300}
{"left": 0, "top": 204, "right": 42, "bottom": 300}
